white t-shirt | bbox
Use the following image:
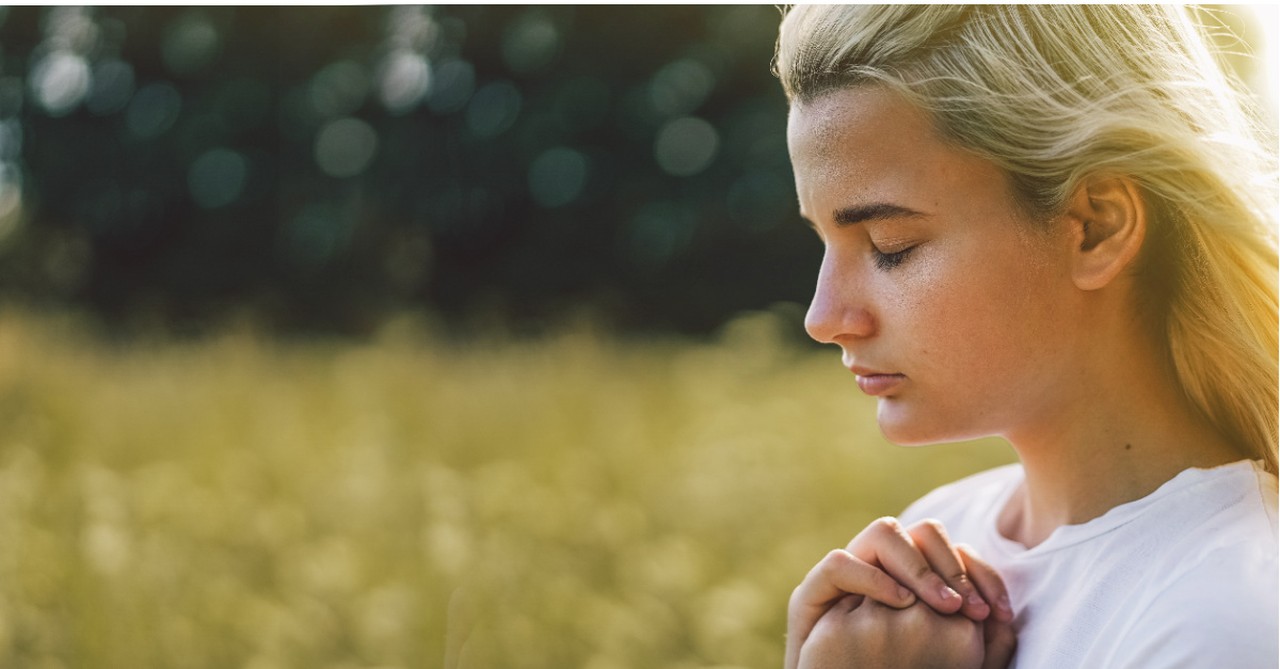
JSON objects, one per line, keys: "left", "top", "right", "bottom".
{"left": 900, "top": 459, "right": 1279, "bottom": 668}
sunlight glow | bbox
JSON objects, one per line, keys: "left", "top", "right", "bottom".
{"left": 1243, "top": 4, "right": 1279, "bottom": 127}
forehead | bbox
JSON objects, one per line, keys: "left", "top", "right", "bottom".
{"left": 787, "top": 87, "right": 949, "bottom": 213}
{"left": 786, "top": 86, "right": 937, "bottom": 159}
{"left": 783, "top": 86, "right": 906, "bottom": 145}
{"left": 786, "top": 86, "right": 1030, "bottom": 224}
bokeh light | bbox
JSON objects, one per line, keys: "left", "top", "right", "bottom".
{"left": 314, "top": 118, "right": 378, "bottom": 178}
{"left": 649, "top": 58, "right": 715, "bottom": 118}
{"left": 528, "top": 146, "right": 588, "bottom": 208}
{"left": 42, "top": 6, "right": 99, "bottom": 52}
{"left": 426, "top": 59, "right": 475, "bottom": 114}
{"left": 465, "top": 81, "right": 522, "bottom": 138}
{"left": 374, "top": 6, "right": 438, "bottom": 120}
{"left": 161, "top": 12, "right": 221, "bottom": 76}
{"left": 654, "top": 116, "right": 719, "bottom": 177}
{"left": 309, "top": 60, "right": 370, "bottom": 120}
{"left": 501, "top": 10, "right": 560, "bottom": 75}
{"left": 87, "top": 58, "right": 135, "bottom": 115}
{"left": 188, "top": 148, "right": 248, "bottom": 209}
{"left": 29, "top": 51, "right": 91, "bottom": 116}
{"left": 377, "top": 50, "right": 431, "bottom": 114}
{"left": 0, "top": 163, "right": 23, "bottom": 242}
{"left": 384, "top": 5, "right": 439, "bottom": 53}
{"left": 126, "top": 82, "right": 183, "bottom": 139}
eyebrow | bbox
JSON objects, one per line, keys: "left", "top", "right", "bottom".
{"left": 832, "top": 203, "right": 923, "bottom": 227}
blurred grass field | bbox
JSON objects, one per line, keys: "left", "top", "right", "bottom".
{"left": 0, "top": 307, "right": 1015, "bottom": 668}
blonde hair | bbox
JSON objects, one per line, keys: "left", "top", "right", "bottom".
{"left": 776, "top": 5, "right": 1279, "bottom": 473}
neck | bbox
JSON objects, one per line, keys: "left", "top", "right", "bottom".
{"left": 998, "top": 330, "right": 1242, "bottom": 549}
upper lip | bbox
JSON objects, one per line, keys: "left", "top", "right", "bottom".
{"left": 849, "top": 364, "right": 900, "bottom": 377}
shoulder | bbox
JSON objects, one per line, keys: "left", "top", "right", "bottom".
{"left": 899, "top": 463, "right": 1022, "bottom": 526}
{"left": 1110, "top": 463, "right": 1278, "bottom": 667}
{"left": 1152, "top": 461, "right": 1278, "bottom": 559}
{"left": 1110, "top": 544, "right": 1278, "bottom": 667}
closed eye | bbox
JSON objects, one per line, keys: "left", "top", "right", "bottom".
{"left": 873, "top": 245, "right": 916, "bottom": 270}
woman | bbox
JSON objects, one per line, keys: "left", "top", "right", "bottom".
{"left": 775, "top": 5, "right": 1278, "bottom": 668}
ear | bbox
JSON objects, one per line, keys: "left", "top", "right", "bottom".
{"left": 1063, "top": 175, "right": 1146, "bottom": 291}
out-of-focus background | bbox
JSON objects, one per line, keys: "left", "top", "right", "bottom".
{"left": 0, "top": 6, "right": 1273, "bottom": 668}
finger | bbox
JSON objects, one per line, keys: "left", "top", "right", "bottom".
{"left": 789, "top": 550, "right": 913, "bottom": 634}
{"left": 833, "top": 592, "right": 862, "bottom": 614}
{"left": 849, "top": 517, "right": 964, "bottom": 615}
{"left": 957, "top": 544, "right": 1015, "bottom": 623}
{"left": 981, "top": 617, "right": 1018, "bottom": 669}
{"left": 909, "top": 519, "right": 991, "bottom": 621}
{"left": 791, "top": 548, "right": 915, "bottom": 622}
{"left": 786, "top": 550, "right": 910, "bottom": 669}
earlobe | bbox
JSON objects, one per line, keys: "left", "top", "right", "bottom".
{"left": 1065, "top": 176, "right": 1146, "bottom": 291}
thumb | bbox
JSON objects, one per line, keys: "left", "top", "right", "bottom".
{"left": 981, "top": 617, "right": 1017, "bottom": 669}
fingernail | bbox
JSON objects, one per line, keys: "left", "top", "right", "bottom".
{"left": 941, "top": 585, "right": 961, "bottom": 601}
{"left": 898, "top": 585, "right": 913, "bottom": 601}
{"left": 968, "top": 591, "right": 987, "bottom": 608}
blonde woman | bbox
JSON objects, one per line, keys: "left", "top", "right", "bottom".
{"left": 775, "top": 5, "right": 1278, "bottom": 668}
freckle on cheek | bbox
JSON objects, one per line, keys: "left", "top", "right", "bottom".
{"left": 894, "top": 251, "right": 945, "bottom": 313}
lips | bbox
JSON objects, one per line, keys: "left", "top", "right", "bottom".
{"left": 850, "top": 366, "right": 906, "bottom": 396}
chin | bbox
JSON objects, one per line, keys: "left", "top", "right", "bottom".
{"left": 879, "top": 425, "right": 951, "bottom": 447}
{"left": 876, "top": 403, "right": 968, "bottom": 447}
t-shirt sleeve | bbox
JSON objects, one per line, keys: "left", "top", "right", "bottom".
{"left": 1108, "top": 546, "right": 1279, "bottom": 668}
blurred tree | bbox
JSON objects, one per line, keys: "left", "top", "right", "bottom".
{"left": 0, "top": 6, "right": 818, "bottom": 338}
{"left": 0, "top": 6, "right": 1270, "bottom": 338}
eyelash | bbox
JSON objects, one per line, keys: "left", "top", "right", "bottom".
{"left": 873, "top": 246, "right": 916, "bottom": 270}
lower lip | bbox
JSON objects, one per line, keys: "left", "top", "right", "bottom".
{"left": 855, "top": 373, "right": 906, "bottom": 396}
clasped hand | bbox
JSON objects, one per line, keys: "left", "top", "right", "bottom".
{"left": 786, "top": 517, "right": 1017, "bottom": 669}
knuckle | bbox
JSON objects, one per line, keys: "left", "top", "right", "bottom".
{"left": 812, "top": 550, "right": 852, "bottom": 584}
{"left": 916, "top": 517, "right": 948, "bottom": 538}
{"left": 819, "top": 548, "right": 851, "bottom": 572}
{"left": 885, "top": 603, "right": 984, "bottom": 659}
{"left": 872, "top": 516, "right": 903, "bottom": 535}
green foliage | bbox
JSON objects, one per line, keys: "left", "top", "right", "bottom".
{"left": 0, "top": 6, "right": 818, "bottom": 336}
{"left": 0, "top": 309, "right": 1014, "bottom": 667}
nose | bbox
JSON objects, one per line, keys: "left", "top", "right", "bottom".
{"left": 804, "top": 249, "right": 877, "bottom": 344}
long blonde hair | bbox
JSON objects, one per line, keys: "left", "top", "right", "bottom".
{"left": 776, "top": 5, "right": 1279, "bottom": 473}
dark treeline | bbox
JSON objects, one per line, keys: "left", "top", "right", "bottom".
{"left": 0, "top": 6, "right": 823, "bottom": 338}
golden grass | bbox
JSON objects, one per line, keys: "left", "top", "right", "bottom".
{"left": 0, "top": 308, "right": 1015, "bottom": 668}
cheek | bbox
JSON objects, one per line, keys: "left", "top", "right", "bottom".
{"left": 904, "top": 249, "right": 1056, "bottom": 379}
